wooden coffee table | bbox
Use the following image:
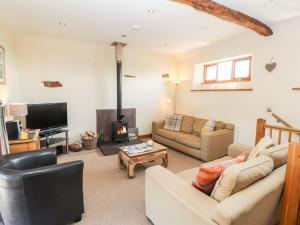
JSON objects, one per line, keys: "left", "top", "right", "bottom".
{"left": 118, "top": 142, "right": 168, "bottom": 178}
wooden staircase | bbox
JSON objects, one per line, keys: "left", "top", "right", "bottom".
{"left": 255, "top": 118, "right": 300, "bottom": 225}
{"left": 280, "top": 143, "right": 300, "bottom": 225}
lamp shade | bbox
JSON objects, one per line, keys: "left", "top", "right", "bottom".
{"left": 7, "top": 103, "right": 28, "bottom": 116}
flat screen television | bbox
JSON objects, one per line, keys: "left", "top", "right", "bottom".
{"left": 26, "top": 102, "right": 68, "bottom": 132}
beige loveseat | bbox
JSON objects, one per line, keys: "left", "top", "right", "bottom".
{"left": 145, "top": 143, "right": 287, "bottom": 225}
{"left": 152, "top": 115, "right": 234, "bottom": 161}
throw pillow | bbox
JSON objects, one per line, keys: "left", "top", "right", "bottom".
{"left": 260, "top": 143, "right": 288, "bottom": 169}
{"left": 215, "top": 121, "right": 225, "bottom": 131}
{"left": 247, "top": 135, "right": 275, "bottom": 160}
{"left": 164, "top": 114, "right": 183, "bottom": 132}
{"left": 180, "top": 115, "right": 195, "bottom": 133}
{"left": 211, "top": 155, "right": 274, "bottom": 202}
{"left": 201, "top": 120, "right": 216, "bottom": 134}
{"left": 192, "top": 153, "right": 247, "bottom": 194}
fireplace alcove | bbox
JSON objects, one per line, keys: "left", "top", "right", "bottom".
{"left": 96, "top": 108, "right": 141, "bottom": 155}
{"left": 96, "top": 108, "right": 136, "bottom": 143}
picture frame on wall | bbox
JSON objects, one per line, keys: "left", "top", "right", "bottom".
{"left": 0, "top": 45, "right": 5, "bottom": 84}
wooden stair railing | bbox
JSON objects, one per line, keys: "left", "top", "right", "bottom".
{"left": 271, "top": 113, "right": 300, "bottom": 138}
{"left": 279, "top": 143, "right": 300, "bottom": 225}
{"left": 255, "top": 119, "right": 300, "bottom": 145}
{"left": 272, "top": 113, "right": 293, "bottom": 128}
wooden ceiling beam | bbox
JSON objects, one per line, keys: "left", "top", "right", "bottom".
{"left": 174, "top": 0, "right": 273, "bottom": 36}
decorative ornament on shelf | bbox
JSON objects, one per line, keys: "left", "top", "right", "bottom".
{"left": 265, "top": 58, "right": 277, "bottom": 72}
{"left": 42, "top": 81, "right": 63, "bottom": 88}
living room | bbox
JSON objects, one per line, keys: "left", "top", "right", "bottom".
{"left": 0, "top": 0, "right": 299, "bottom": 225}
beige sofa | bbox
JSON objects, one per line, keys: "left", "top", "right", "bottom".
{"left": 145, "top": 143, "right": 286, "bottom": 225}
{"left": 152, "top": 115, "right": 234, "bottom": 161}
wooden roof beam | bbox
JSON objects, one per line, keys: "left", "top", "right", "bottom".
{"left": 174, "top": 0, "right": 273, "bottom": 36}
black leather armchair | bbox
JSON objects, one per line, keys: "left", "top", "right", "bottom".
{"left": 0, "top": 149, "right": 84, "bottom": 225}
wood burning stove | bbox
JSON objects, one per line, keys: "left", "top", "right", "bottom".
{"left": 111, "top": 42, "right": 129, "bottom": 143}
{"left": 112, "top": 121, "right": 128, "bottom": 142}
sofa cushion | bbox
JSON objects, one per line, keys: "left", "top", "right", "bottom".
{"left": 192, "top": 153, "right": 247, "bottom": 194}
{"left": 225, "top": 123, "right": 235, "bottom": 130}
{"left": 180, "top": 115, "right": 195, "bottom": 133}
{"left": 211, "top": 155, "right": 274, "bottom": 202}
{"left": 215, "top": 121, "right": 225, "bottom": 131}
{"left": 248, "top": 135, "right": 275, "bottom": 160}
{"left": 260, "top": 143, "right": 288, "bottom": 169}
{"left": 164, "top": 114, "right": 183, "bottom": 132}
{"left": 175, "top": 133, "right": 201, "bottom": 149}
{"left": 156, "top": 129, "right": 180, "bottom": 141}
{"left": 193, "top": 118, "right": 208, "bottom": 136}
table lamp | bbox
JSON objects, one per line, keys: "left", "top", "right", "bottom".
{"left": 7, "top": 103, "right": 28, "bottom": 129}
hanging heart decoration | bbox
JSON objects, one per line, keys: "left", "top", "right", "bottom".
{"left": 265, "top": 58, "right": 277, "bottom": 72}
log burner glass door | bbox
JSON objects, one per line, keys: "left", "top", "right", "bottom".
{"left": 112, "top": 121, "right": 128, "bottom": 142}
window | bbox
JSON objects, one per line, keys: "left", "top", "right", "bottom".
{"left": 203, "top": 56, "right": 252, "bottom": 83}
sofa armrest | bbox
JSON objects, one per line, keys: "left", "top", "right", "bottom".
{"left": 200, "top": 129, "right": 234, "bottom": 161}
{"left": 228, "top": 144, "right": 253, "bottom": 158}
{"left": 145, "top": 166, "right": 218, "bottom": 225}
{"left": 152, "top": 120, "right": 165, "bottom": 134}
{"left": 211, "top": 166, "right": 285, "bottom": 225}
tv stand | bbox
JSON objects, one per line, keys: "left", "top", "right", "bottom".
{"left": 39, "top": 129, "right": 69, "bottom": 154}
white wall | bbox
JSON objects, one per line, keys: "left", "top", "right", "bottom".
{"left": 0, "top": 21, "right": 19, "bottom": 103}
{"left": 176, "top": 16, "right": 300, "bottom": 145}
{"left": 16, "top": 35, "right": 177, "bottom": 141}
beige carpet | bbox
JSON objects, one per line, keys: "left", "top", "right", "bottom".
{"left": 59, "top": 148, "right": 202, "bottom": 225}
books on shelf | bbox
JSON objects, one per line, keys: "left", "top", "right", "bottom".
{"left": 124, "top": 143, "right": 152, "bottom": 154}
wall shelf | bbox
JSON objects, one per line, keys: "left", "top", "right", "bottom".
{"left": 292, "top": 88, "right": 300, "bottom": 91}
{"left": 190, "top": 88, "right": 253, "bottom": 92}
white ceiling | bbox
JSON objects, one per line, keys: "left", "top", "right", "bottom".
{"left": 0, "top": 0, "right": 299, "bottom": 55}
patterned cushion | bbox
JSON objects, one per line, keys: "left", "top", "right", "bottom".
{"left": 247, "top": 135, "right": 275, "bottom": 160}
{"left": 180, "top": 115, "right": 195, "bottom": 133}
{"left": 192, "top": 153, "right": 247, "bottom": 194}
{"left": 164, "top": 114, "right": 183, "bottom": 132}
{"left": 211, "top": 155, "right": 274, "bottom": 202}
{"left": 201, "top": 120, "right": 216, "bottom": 134}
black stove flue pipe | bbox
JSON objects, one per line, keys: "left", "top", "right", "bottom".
{"left": 111, "top": 42, "right": 127, "bottom": 121}
{"left": 116, "top": 62, "right": 123, "bottom": 121}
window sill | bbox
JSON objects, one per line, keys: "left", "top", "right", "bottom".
{"left": 201, "top": 80, "right": 251, "bottom": 85}
{"left": 190, "top": 88, "right": 253, "bottom": 92}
